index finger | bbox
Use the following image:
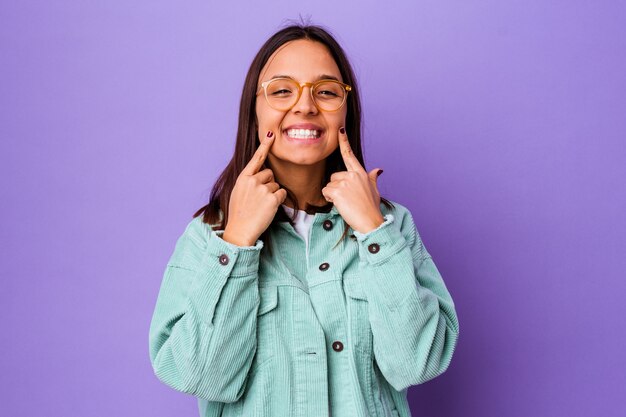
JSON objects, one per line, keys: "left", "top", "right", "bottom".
{"left": 242, "top": 131, "right": 274, "bottom": 175}
{"left": 338, "top": 127, "right": 364, "bottom": 172}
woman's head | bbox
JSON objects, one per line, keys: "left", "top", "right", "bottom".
{"left": 236, "top": 24, "right": 364, "bottom": 185}
{"left": 194, "top": 23, "right": 392, "bottom": 242}
{"left": 255, "top": 39, "right": 349, "bottom": 167}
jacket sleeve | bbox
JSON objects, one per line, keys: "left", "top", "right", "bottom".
{"left": 352, "top": 204, "right": 460, "bottom": 391}
{"left": 148, "top": 217, "right": 263, "bottom": 402}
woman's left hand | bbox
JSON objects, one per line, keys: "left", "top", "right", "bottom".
{"left": 321, "top": 127, "right": 385, "bottom": 234}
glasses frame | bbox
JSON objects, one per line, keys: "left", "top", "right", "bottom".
{"left": 256, "top": 77, "right": 352, "bottom": 112}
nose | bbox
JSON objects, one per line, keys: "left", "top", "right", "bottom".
{"left": 291, "top": 84, "right": 318, "bottom": 115}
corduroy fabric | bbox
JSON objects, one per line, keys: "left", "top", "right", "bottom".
{"left": 149, "top": 200, "right": 460, "bottom": 417}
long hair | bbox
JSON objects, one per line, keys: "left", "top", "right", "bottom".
{"left": 193, "top": 22, "right": 393, "bottom": 252}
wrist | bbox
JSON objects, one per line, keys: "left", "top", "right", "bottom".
{"left": 222, "top": 228, "right": 256, "bottom": 247}
{"left": 354, "top": 214, "right": 385, "bottom": 234}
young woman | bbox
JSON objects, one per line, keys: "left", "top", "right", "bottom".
{"left": 149, "top": 23, "right": 459, "bottom": 417}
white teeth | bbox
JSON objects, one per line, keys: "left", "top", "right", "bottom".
{"left": 286, "top": 128, "right": 321, "bottom": 138}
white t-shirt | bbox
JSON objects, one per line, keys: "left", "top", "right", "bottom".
{"left": 281, "top": 204, "right": 315, "bottom": 259}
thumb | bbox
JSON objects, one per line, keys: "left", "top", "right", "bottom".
{"left": 368, "top": 168, "right": 384, "bottom": 183}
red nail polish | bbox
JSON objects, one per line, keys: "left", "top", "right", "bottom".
{"left": 377, "top": 169, "right": 384, "bottom": 177}
{"left": 267, "top": 131, "right": 273, "bottom": 137}
{"left": 339, "top": 127, "right": 346, "bottom": 134}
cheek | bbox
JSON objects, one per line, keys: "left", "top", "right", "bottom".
{"left": 329, "top": 113, "right": 347, "bottom": 149}
{"left": 325, "top": 131, "right": 339, "bottom": 152}
{"left": 330, "top": 110, "right": 347, "bottom": 128}
{"left": 328, "top": 114, "right": 346, "bottom": 135}
{"left": 256, "top": 106, "right": 285, "bottom": 133}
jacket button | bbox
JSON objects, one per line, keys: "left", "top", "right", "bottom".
{"left": 218, "top": 254, "right": 229, "bottom": 265}
{"left": 323, "top": 220, "right": 333, "bottom": 231}
{"left": 332, "top": 341, "right": 344, "bottom": 352}
{"left": 368, "top": 243, "right": 380, "bottom": 254}
{"left": 319, "top": 262, "right": 330, "bottom": 271}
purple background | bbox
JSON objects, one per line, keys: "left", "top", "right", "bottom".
{"left": 2, "top": 1, "right": 625, "bottom": 416}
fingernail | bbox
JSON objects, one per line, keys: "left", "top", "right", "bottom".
{"left": 267, "top": 130, "right": 273, "bottom": 138}
{"left": 377, "top": 169, "right": 384, "bottom": 177}
{"left": 339, "top": 127, "right": 346, "bottom": 134}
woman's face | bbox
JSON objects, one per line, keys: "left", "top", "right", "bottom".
{"left": 255, "top": 39, "right": 347, "bottom": 167}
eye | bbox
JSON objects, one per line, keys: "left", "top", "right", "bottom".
{"left": 270, "top": 89, "right": 294, "bottom": 96}
{"left": 317, "top": 90, "right": 339, "bottom": 97}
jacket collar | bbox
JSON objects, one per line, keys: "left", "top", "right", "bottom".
{"left": 276, "top": 203, "right": 339, "bottom": 223}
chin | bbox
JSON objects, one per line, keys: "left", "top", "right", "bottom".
{"left": 288, "top": 157, "right": 324, "bottom": 166}
{"left": 273, "top": 153, "right": 323, "bottom": 166}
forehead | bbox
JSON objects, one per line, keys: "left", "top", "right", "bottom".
{"left": 259, "top": 39, "right": 343, "bottom": 82}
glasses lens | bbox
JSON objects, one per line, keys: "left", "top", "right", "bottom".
{"left": 265, "top": 79, "right": 299, "bottom": 110}
{"left": 313, "top": 81, "right": 346, "bottom": 111}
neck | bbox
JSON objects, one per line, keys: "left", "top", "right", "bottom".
{"left": 267, "top": 156, "right": 327, "bottom": 210}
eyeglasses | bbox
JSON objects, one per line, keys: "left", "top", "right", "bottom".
{"left": 256, "top": 77, "right": 352, "bottom": 112}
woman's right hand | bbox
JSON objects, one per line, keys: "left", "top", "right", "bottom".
{"left": 222, "top": 131, "right": 287, "bottom": 247}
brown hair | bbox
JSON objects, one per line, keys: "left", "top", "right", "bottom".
{"left": 193, "top": 22, "right": 393, "bottom": 252}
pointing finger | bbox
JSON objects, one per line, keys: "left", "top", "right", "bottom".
{"left": 338, "top": 127, "right": 363, "bottom": 172}
{"left": 242, "top": 131, "right": 274, "bottom": 176}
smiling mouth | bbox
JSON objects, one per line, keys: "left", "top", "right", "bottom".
{"left": 284, "top": 128, "right": 322, "bottom": 139}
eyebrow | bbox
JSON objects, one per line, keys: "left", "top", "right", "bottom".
{"left": 269, "top": 74, "right": 341, "bottom": 82}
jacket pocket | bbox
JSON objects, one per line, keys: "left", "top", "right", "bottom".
{"left": 344, "top": 275, "right": 367, "bottom": 300}
{"left": 373, "top": 359, "right": 402, "bottom": 417}
{"left": 258, "top": 285, "right": 278, "bottom": 315}
{"left": 343, "top": 276, "right": 373, "bottom": 356}
{"left": 254, "top": 285, "right": 279, "bottom": 370}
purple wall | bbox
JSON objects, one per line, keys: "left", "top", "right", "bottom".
{"left": 2, "top": 2, "right": 625, "bottom": 416}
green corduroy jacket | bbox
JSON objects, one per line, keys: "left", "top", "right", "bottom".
{"left": 149, "top": 200, "right": 459, "bottom": 417}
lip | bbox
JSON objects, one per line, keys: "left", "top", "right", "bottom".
{"left": 282, "top": 123, "right": 325, "bottom": 144}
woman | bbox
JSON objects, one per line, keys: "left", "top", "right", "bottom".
{"left": 149, "top": 23, "right": 459, "bottom": 417}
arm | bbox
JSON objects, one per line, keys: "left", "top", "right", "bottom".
{"left": 148, "top": 217, "right": 262, "bottom": 402}
{"left": 353, "top": 205, "right": 460, "bottom": 391}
